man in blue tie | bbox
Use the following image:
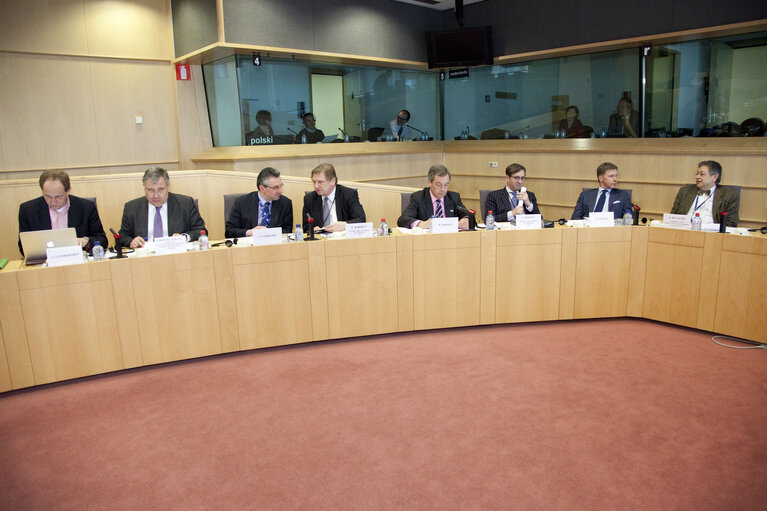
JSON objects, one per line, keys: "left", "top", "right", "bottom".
{"left": 571, "top": 162, "right": 633, "bottom": 220}
{"left": 484, "top": 163, "right": 541, "bottom": 221}
{"left": 226, "top": 167, "right": 294, "bottom": 237}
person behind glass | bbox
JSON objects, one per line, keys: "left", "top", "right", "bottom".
{"left": 17, "top": 169, "right": 107, "bottom": 255}
{"left": 557, "top": 105, "right": 586, "bottom": 138}
{"left": 295, "top": 113, "right": 325, "bottom": 144}
{"left": 571, "top": 162, "right": 633, "bottom": 220}
{"left": 245, "top": 110, "right": 274, "bottom": 144}
{"left": 485, "top": 163, "right": 541, "bottom": 221}
{"left": 382, "top": 109, "right": 411, "bottom": 140}
{"left": 302, "top": 163, "right": 366, "bottom": 233}
{"left": 226, "top": 167, "right": 293, "bottom": 237}
{"left": 670, "top": 160, "right": 740, "bottom": 227}
{"left": 397, "top": 165, "right": 469, "bottom": 230}
{"left": 607, "top": 97, "right": 640, "bottom": 138}
{"left": 119, "top": 167, "right": 207, "bottom": 248}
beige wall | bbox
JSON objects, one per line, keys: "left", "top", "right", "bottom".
{"left": 0, "top": 0, "right": 209, "bottom": 177}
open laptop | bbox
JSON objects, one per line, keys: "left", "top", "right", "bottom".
{"left": 19, "top": 228, "right": 78, "bottom": 266}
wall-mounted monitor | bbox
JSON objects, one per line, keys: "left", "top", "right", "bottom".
{"left": 426, "top": 26, "right": 493, "bottom": 69}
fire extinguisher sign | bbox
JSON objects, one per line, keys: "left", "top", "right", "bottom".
{"left": 175, "top": 63, "right": 190, "bottom": 81}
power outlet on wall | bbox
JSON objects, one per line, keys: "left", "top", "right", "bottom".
{"left": 489, "top": 162, "right": 498, "bottom": 168}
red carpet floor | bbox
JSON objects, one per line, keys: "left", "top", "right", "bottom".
{"left": 1, "top": 318, "right": 766, "bottom": 510}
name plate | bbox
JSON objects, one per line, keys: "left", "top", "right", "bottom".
{"left": 154, "top": 236, "right": 188, "bottom": 254}
{"left": 663, "top": 213, "right": 692, "bottom": 229}
{"left": 431, "top": 217, "right": 459, "bottom": 234}
{"left": 516, "top": 214, "right": 542, "bottom": 230}
{"left": 588, "top": 212, "right": 615, "bottom": 228}
{"left": 46, "top": 245, "right": 84, "bottom": 267}
{"left": 252, "top": 227, "right": 283, "bottom": 246}
{"left": 345, "top": 222, "right": 374, "bottom": 239}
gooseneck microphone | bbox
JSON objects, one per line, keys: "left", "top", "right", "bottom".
{"left": 455, "top": 205, "right": 477, "bottom": 230}
{"left": 719, "top": 212, "right": 728, "bottom": 233}
{"left": 109, "top": 228, "right": 126, "bottom": 258}
{"left": 287, "top": 127, "right": 298, "bottom": 136}
{"left": 408, "top": 125, "right": 425, "bottom": 135}
{"left": 306, "top": 215, "right": 319, "bottom": 241}
{"left": 632, "top": 204, "right": 641, "bottom": 225}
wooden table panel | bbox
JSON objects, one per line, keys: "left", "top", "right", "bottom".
{"left": 0, "top": 272, "right": 33, "bottom": 391}
{"left": 573, "top": 228, "right": 632, "bottom": 318}
{"left": 714, "top": 249, "right": 767, "bottom": 343}
{"left": 325, "top": 237, "right": 399, "bottom": 339}
{"left": 643, "top": 239, "right": 703, "bottom": 327}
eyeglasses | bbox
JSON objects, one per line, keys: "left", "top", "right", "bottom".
{"left": 263, "top": 183, "right": 284, "bottom": 190}
{"left": 510, "top": 176, "right": 526, "bottom": 181}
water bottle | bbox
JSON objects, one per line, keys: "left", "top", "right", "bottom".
{"left": 344, "top": 133, "right": 350, "bottom": 143}
{"left": 623, "top": 212, "right": 633, "bottom": 226}
{"left": 600, "top": 127, "right": 607, "bottom": 138}
{"left": 198, "top": 230, "right": 209, "bottom": 250}
{"left": 301, "top": 133, "right": 307, "bottom": 144}
{"left": 92, "top": 241, "right": 105, "bottom": 261}
{"left": 485, "top": 210, "right": 496, "bottom": 230}
{"left": 504, "top": 130, "right": 510, "bottom": 139}
{"left": 429, "top": 215, "right": 436, "bottom": 233}
{"left": 294, "top": 223, "right": 303, "bottom": 242}
{"left": 691, "top": 213, "right": 702, "bottom": 231}
{"left": 378, "top": 218, "right": 389, "bottom": 236}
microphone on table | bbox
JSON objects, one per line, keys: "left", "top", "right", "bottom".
{"left": 719, "top": 211, "right": 728, "bottom": 233}
{"left": 632, "top": 204, "right": 641, "bottom": 225}
{"left": 109, "top": 228, "right": 126, "bottom": 258}
{"left": 455, "top": 205, "right": 477, "bottom": 230}
{"left": 518, "top": 187, "right": 527, "bottom": 212}
{"left": 287, "top": 127, "right": 298, "bottom": 136}
{"left": 305, "top": 215, "right": 319, "bottom": 241}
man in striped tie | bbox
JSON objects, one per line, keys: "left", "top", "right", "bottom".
{"left": 397, "top": 165, "right": 469, "bottom": 230}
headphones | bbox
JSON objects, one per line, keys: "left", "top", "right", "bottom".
{"left": 748, "top": 226, "right": 767, "bottom": 234}
{"left": 212, "top": 239, "right": 238, "bottom": 247}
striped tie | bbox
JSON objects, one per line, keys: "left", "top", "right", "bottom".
{"left": 435, "top": 199, "right": 443, "bottom": 218}
{"left": 260, "top": 201, "right": 271, "bottom": 227}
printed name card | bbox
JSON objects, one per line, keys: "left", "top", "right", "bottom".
{"left": 345, "top": 222, "right": 374, "bottom": 239}
{"left": 252, "top": 227, "right": 283, "bottom": 246}
{"left": 154, "top": 236, "right": 188, "bottom": 254}
{"left": 588, "top": 212, "right": 615, "bottom": 228}
{"left": 663, "top": 213, "right": 692, "bottom": 229}
{"left": 46, "top": 245, "right": 84, "bottom": 267}
{"left": 431, "top": 217, "right": 459, "bottom": 234}
{"left": 516, "top": 214, "right": 542, "bottom": 230}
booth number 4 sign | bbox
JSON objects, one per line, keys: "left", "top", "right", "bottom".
{"left": 175, "top": 64, "right": 190, "bottom": 81}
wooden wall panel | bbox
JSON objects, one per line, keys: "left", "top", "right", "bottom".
{"left": 0, "top": 0, "right": 90, "bottom": 55}
{"left": 83, "top": 0, "right": 171, "bottom": 60}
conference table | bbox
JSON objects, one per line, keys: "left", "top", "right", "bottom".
{"left": 1, "top": 225, "right": 765, "bottom": 392}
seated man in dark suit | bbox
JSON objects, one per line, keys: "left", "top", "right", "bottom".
{"left": 572, "top": 162, "right": 633, "bottom": 220}
{"left": 397, "top": 165, "right": 469, "bottom": 230}
{"left": 226, "top": 167, "right": 293, "bottom": 236}
{"left": 18, "top": 169, "right": 107, "bottom": 255}
{"left": 670, "top": 160, "right": 739, "bottom": 227}
{"left": 119, "top": 167, "right": 207, "bottom": 248}
{"left": 302, "top": 163, "right": 366, "bottom": 232}
{"left": 485, "top": 163, "right": 541, "bottom": 221}
{"left": 607, "top": 97, "right": 640, "bottom": 138}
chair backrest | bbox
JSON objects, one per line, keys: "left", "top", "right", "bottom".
{"left": 223, "top": 193, "right": 246, "bottom": 221}
{"left": 480, "top": 128, "right": 506, "bottom": 140}
{"left": 479, "top": 189, "right": 491, "bottom": 218}
{"left": 368, "top": 127, "right": 384, "bottom": 141}
{"left": 401, "top": 192, "right": 412, "bottom": 213}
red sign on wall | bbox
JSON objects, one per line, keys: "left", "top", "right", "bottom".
{"left": 175, "top": 64, "right": 190, "bottom": 81}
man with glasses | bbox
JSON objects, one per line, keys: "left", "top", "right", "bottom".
{"left": 382, "top": 109, "right": 411, "bottom": 141}
{"left": 226, "top": 167, "right": 294, "bottom": 236}
{"left": 397, "top": 165, "right": 469, "bottom": 230}
{"left": 18, "top": 169, "right": 107, "bottom": 255}
{"left": 670, "top": 160, "right": 740, "bottom": 227}
{"left": 295, "top": 113, "right": 325, "bottom": 144}
{"left": 484, "top": 163, "right": 540, "bottom": 221}
{"left": 119, "top": 167, "right": 207, "bottom": 248}
{"left": 302, "top": 163, "right": 365, "bottom": 233}
{"left": 571, "top": 162, "right": 632, "bottom": 220}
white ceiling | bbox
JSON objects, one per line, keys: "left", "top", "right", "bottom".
{"left": 392, "top": 0, "right": 486, "bottom": 11}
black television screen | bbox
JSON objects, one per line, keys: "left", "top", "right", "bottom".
{"left": 426, "top": 26, "right": 493, "bottom": 69}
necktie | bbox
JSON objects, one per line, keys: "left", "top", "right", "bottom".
{"left": 153, "top": 206, "right": 163, "bottom": 240}
{"left": 398, "top": 125, "right": 403, "bottom": 137}
{"left": 698, "top": 189, "right": 711, "bottom": 196}
{"left": 435, "top": 199, "right": 443, "bottom": 218}
{"left": 510, "top": 191, "right": 518, "bottom": 209}
{"left": 260, "top": 202, "right": 271, "bottom": 227}
{"left": 322, "top": 197, "right": 331, "bottom": 226}
{"left": 594, "top": 189, "right": 607, "bottom": 213}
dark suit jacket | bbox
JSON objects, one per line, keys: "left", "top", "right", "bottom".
{"left": 397, "top": 188, "right": 467, "bottom": 227}
{"left": 485, "top": 188, "right": 540, "bottom": 221}
{"left": 572, "top": 188, "right": 632, "bottom": 220}
{"left": 226, "top": 192, "right": 293, "bottom": 236}
{"left": 18, "top": 195, "right": 107, "bottom": 255}
{"left": 119, "top": 192, "right": 206, "bottom": 247}
{"left": 670, "top": 184, "right": 740, "bottom": 227}
{"left": 295, "top": 128, "right": 325, "bottom": 144}
{"left": 302, "top": 184, "right": 366, "bottom": 231}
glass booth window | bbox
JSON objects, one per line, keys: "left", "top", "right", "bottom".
{"left": 443, "top": 49, "right": 640, "bottom": 140}
{"left": 203, "top": 56, "right": 440, "bottom": 147}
